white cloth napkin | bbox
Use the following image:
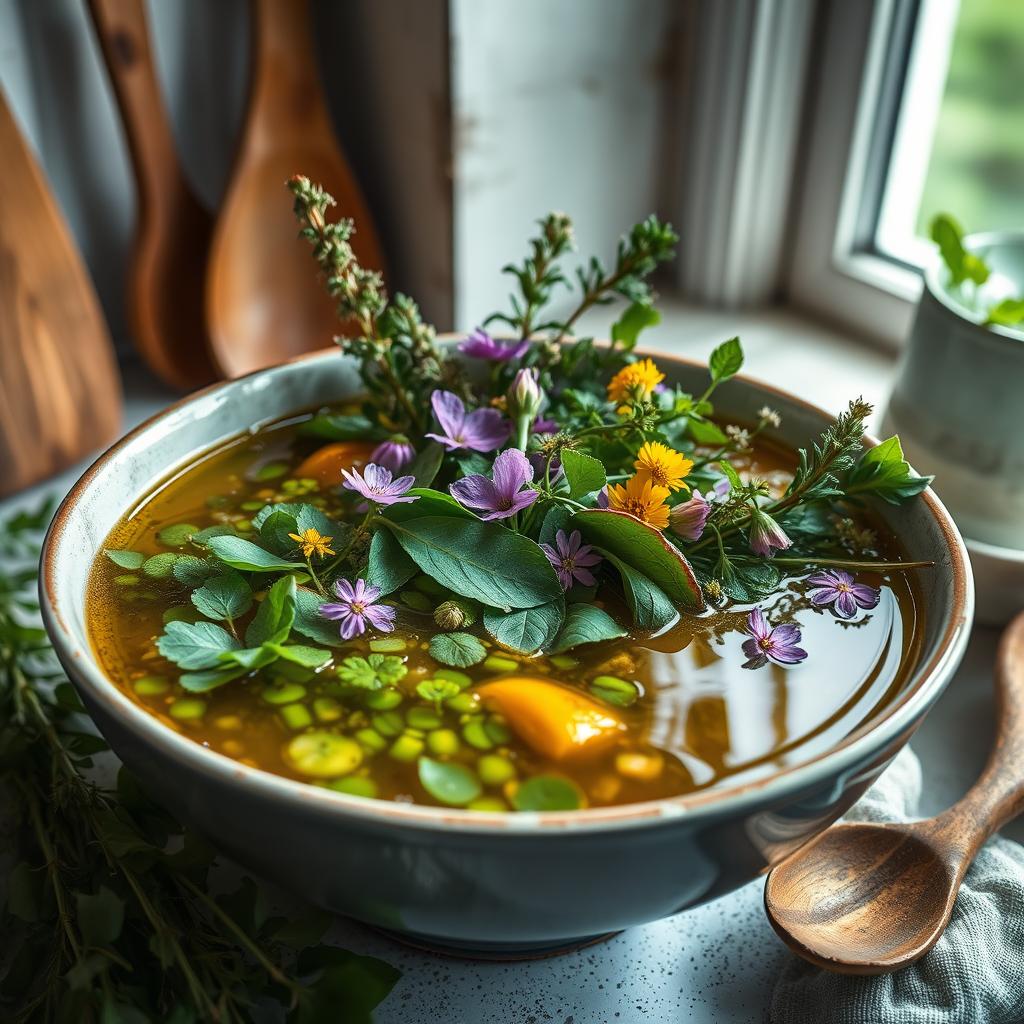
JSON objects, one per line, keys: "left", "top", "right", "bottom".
{"left": 769, "top": 748, "right": 1024, "bottom": 1024}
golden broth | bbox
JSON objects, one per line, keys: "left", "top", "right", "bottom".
{"left": 86, "top": 413, "right": 922, "bottom": 810}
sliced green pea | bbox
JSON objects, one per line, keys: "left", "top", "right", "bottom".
{"left": 169, "top": 699, "right": 206, "bottom": 721}
{"left": 157, "top": 523, "right": 198, "bottom": 547}
{"left": 328, "top": 776, "right": 379, "bottom": 798}
{"left": 549, "top": 654, "right": 578, "bottom": 671}
{"left": 369, "top": 637, "right": 407, "bottom": 653}
{"left": 467, "top": 797, "right": 508, "bottom": 812}
{"left": 355, "top": 728, "right": 388, "bottom": 753}
{"left": 365, "top": 687, "right": 403, "bottom": 711}
{"left": 399, "top": 590, "right": 432, "bottom": 613}
{"left": 313, "top": 697, "right": 342, "bottom": 722}
{"left": 370, "top": 710, "right": 405, "bottom": 737}
{"left": 142, "top": 553, "right": 178, "bottom": 579}
{"left": 240, "top": 500, "right": 264, "bottom": 511}
{"left": 406, "top": 706, "right": 442, "bottom": 730}
{"left": 426, "top": 728, "right": 461, "bottom": 756}
{"left": 462, "top": 719, "right": 494, "bottom": 750}
{"left": 483, "top": 718, "right": 511, "bottom": 744}
{"left": 433, "top": 668, "right": 472, "bottom": 690}
{"left": 389, "top": 733, "right": 425, "bottom": 762}
{"left": 254, "top": 461, "right": 289, "bottom": 481}
{"left": 113, "top": 574, "right": 140, "bottom": 586}
{"left": 589, "top": 675, "right": 639, "bottom": 707}
{"left": 279, "top": 704, "right": 313, "bottom": 730}
{"left": 287, "top": 732, "right": 362, "bottom": 777}
{"left": 445, "top": 692, "right": 481, "bottom": 714}
{"left": 133, "top": 675, "right": 169, "bottom": 696}
{"left": 483, "top": 655, "right": 518, "bottom": 673}
{"left": 206, "top": 494, "right": 230, "bottom": 508}
{"left": 477, "top": 754, "right": 515, "bottom": 787}
{"left": 235, "top": 519, "right": 254, "bottom": 532}
{"left": 261, "top": 683, "right": 307, "bottom": 705}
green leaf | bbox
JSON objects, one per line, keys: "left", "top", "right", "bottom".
{"left": 483, "top": 600, "right": 564, "bottom": 655}
{"left": 381, "top": 516, "right": 561, "bottom": 610}
{"left": 76, "top": 887, "right": 124, "bottom": 946}
{"left": 300, "top": 413, "right": 389, "bottom": 442}
{"left": 845, "top": 435, "right": 933, "bottom": 505}
{"left": 157, "top": 620, "right": 239, "bottom": 669}
{"left": 548, "top": 603, "right": 627, "bottom": 653}
{"left": 417, "top": 757, "right": 482, "bottom": 806}
{"left": 156, "top": 523, "right": 198, "bottom": 547}
{"left": 385, "top": 488, "right": 477, "bottom": 523}
{"left": 336, "top": 653, "right": 407, "bottom": 690}
{"left": 207, "top": 535, "right": 301, "bottom": 573}
{"left": 142, "top": 553, "right": 178, "bottom": 578}
{"left": 719, "top": 562, "right": 782, "bottom": 603}
{"left": 268, "top": 644, "right": 332, "bottom": 668}
{"left": 573, "top": 509, "right": 703, "bottom": 609}
{"left": 560, "top": 450, "right": 607, "bottom": 499}
{"left": 245, "top": 575, "right": 297, "bottom": 646}
{"left": 409, "top": 442, "right": 445, "bottom": 487}
{"left": 258, "top": 508, "right": 301, "bottom": 555}
{"left": 104, "top": 549, "right": 144, "bottom": 570}
{"left": 416, "top": 678, "right": 460, "bottom": 704}
{"left": 178, "top": 666, "right": 248, "bottom": 692}
{"left": 600, "top": 551, "right": 676, "bottom": 631}
{"left": 172, "top": 555, "right": 220, "bottom": 587}
{"left": 610, "top": 301, "right": 660, "bottom": 351}
{"left": 428, "top": 632, "right": 487, "bottom": 668}
{"left": 717, "top": 460, "right": 744, "bottom": 491}
{"left": 191, "top": 573, "right": 252, "bottom": 621}
{"left": 708, "top": 336, "right": 743, "bottom": 383}
{"left": 190, "top": 524, "right": 237, "bottom": 545}
{"left": 365, "top": 528, "right": 418, "bottom": 596}
{"left": 687, "top": 418, "right": 729, "bottom": 445}
{"left": 219, "top": 645, "right": 279, "bottom": 671}
{"left": 293, "top": 586, "right": 346, "bottom": 646}
{"left": 986, "top": 297, "right": 1024, "bottom": 327}
{"left": 512, "top": 775, "right": 582, "bottom": 811}
{"left": 538, "top": 504, "right": 571, "bottom": 546}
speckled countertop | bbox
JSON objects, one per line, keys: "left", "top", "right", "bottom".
{"left": 6, "top": 311, "right": 1019, "bottom": 1023}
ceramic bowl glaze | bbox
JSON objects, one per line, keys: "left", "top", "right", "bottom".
{"left": 41, "top": 348, "right": 973, "bottom": 955}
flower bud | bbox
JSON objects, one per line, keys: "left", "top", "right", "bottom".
{"left": 748, "top": 508, "right": 792, "bottom": 557}
{"left": 506, "top": 368, "right": 543, "bottom": 421}
{"left": 434, "top": 600, "right": 475, "bottom": 630}
{"left": 371, "top": 438, "right": 416, "bottom": 474}
{"left": 669, "top": 492, "right": 712, "bottom": 542}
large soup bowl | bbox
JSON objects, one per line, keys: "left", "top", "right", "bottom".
{"left": 41, "top": 347, "right": 973, "bottom": 954}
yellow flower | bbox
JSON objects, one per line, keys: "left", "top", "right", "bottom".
{"left": 606, "top": 474, "right": 671, "bottom": 529}
{"left": 288, "top": 528, "right": 335, "bottom": 560}
{"left": 634, "top": 441, "right": 693, "bottom": 492}
{"left": 607, "top": 358, "right": 665, "bottom": 411}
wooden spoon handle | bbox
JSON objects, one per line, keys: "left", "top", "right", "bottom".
{"left": 933, "top": 610, "right": 1024, "bottom": 859}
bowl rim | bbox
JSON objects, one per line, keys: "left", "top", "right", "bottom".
{"left": 40, "top": 345, "right": 974, "bottom": 835}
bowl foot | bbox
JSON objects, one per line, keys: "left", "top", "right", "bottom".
{"left": 370, "top": 926, "right": 621, "bottom": 961}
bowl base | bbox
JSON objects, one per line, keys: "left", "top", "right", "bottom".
{"left": 370, "top": 925, "right": 621, "bottom": 961}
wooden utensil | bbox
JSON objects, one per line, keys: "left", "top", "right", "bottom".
{"left": 88, "top": 0, "right": 217, "bottom": 390}
{"left": 765, "top": 609, "right": 1024, "bottom": 975}
{"left": 206, "top": 0, "right": 384, "bottom": 379}
{"left": 0, "top": 90, "right": 122, "bottom": 497}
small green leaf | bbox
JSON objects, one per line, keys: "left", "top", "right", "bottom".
{"left": 708, "top": 336, "right": 743, "bottom": 383}
{"left": 245, "top": 574, "right": 297, "bottom": 646}
{"left": 258, "top": 508, "right": 301, "bottom": 555}
{"left": 268, "top": 644, "right": 332, "bottom": 668}
{"left": 76, "top": 887, "right": 124, "bottom": 946}
{"left": 385, "top": 488, "right": 476, "bottom": 523}
{"left": 483, "top": 600, "right": 564, "bottom": 655}
{"left": 601, "top": 551, "right": 676, "bottom": 631}
{"left": 610, "top": 301, "right": 660, "bottom": 351}
{"left": 172, "top": 554, "right": 220, "bottom": 587}
{"left": 429, "top": 632, "right": 487, "bottom": 668}
{"left": 687, "top": 418, "right": 729, "bottom": 445}
{"left": 191, "top": 573, "right": 252, "bottom": 621}
{"left": 178, "top": 666, "right": 248, "bottom": 692}
{"left": 845, "top": 435, "right": 933, "bottom": 505}
{"left": 365, "top": 528, "right": 419, "bottom": 596}
{"left": 409, "top": 442, "right": 445, "bottom": 487}
{"left": 986, "top": 297, "right": 1024, "bottom": 328}
{"left": 207, "top": 535, "right": 301, "bottom": 573}
{"left": 512, "top": 775, "right": 582, "bottom": 811}
{"left": 157, "top": 620, "right": 239, "bottom": 669}
{"left": 538, "top": 504, "right": 571, "bottom": 546}
{"left": 717, "top": 460, "right": 744, "bottom": 491}
{"left": 156, "top": 523, "right": 198, "bottom": 547}
{"left": 549, "top": 603, "right": 628, "bottom": 654}
{"left": 142, "top": 553, "right": 178, "bottom": 579}
{"left": 418, "top": 757, "right": 482, "bottom": 806}
{"left": 560, "top": 450, "right": 607, "bottom": 499}
{"left": 293, "top": 586, "right": 346, "bottom": 646}
{"left": 104, "top": 549, "right": 144, "bottom": 570}
{"left": 416, "top": 679, "right": 460, "bottom": 704}
{"left": 190, "top": 524, "right": 237, "bottom": 545}
{"left": 336, "top": 653, "right": 407, "bottom": 690}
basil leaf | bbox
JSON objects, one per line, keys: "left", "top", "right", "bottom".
{"left": 844, "top": 436, "right": 933, "bottom": 505}
{"left": 245, "top": 575, "right": 296, "bottom": 647}
{"left": 708, "top": 336, "right": 743, "bottom": 383}
{"left": 600, "top": 551, "right": 676, "bottom": 631}
{"left": 381, "top": 516, "right": 561, "bottom": 611}
{"left": 418, "top": 758, "right": 482, "bottom": 806}
{"left": 207, "top": 536, "right": 301, "bottom": 573}
{"left": 191, "top": 573, "right": 252, "bottom": 622}
{"left": 428, "top": 632, "right": 487, "bottom": 668}
{"left": 293, "top": 586, "right": 345, "bottom": 646}
{"left": 573, "top": 509, "right": 703, "bottom": 609}
{"left": 483, "top": 600, "right": 564, "bottom": 655}
{"left": 560, "top": 450, "right": 606, "bottom": 499}
{"left": 610, "top": 301, "right": 660, "bottom": 352}
{"left": 512, "top": 775, "right": 582, "bottom": 811}
{"left": 549, "top": 604, "right": 627, "bottom": 654}
{"left": 104, "top": 549, "right": 144, "bottom": 570}
{"left": 157, "top": 620, "right": 239, "bottom": 670}
{"left": 365, "top": 528, "right": 418, "bottom": 596}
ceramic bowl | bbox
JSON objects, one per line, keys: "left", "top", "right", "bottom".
{"left": 40, "top": 348, "right": 973, "bottom": 955}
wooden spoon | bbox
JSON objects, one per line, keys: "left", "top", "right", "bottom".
{"left": 0, "top": 90, "right": 121, "bottom": 497}
{"left": 88, "top": 0, "right": 217, "bottom": 390}
{"left": 206, "top": 0, "right": 384, "bottom": 379}
{"left": 765, "top": 610, "right": 1024, "bottom": 975}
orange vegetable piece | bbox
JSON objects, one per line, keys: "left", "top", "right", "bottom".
{"left": 477, "top": 677, "right": 625, "bottom": 762}
{"left": 294, "top": 441, "right": 378, "bottom": 489}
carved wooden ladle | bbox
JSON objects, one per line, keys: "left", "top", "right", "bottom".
{"left": 764, "top": 610, "right": 1024, "bottom": 975}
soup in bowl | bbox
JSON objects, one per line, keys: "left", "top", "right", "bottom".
{"left": 41, "top": 347, "right": 971, "bottom": 954}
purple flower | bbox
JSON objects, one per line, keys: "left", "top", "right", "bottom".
{"left": 528, "top": 450, "right": 563, "bottom": 484}
{"left": 533, "top": 417, "right": 559, "bottom": 435}
{"left": 741, "top": 607, "right": 807, "bottom": 669}
{"left": 540, "top": 529, "right": 602, "bottom": 591}
{"left": 806, "top": 569, "right": 880, "bottom": 619}
{"left": 708, "top": 477, "right": 731, "bottom": 501}
{"left": 449, "top": 448, "right": 539, "bottom": 521}
{"left": 320, "top": 578, "right": 396, "bottom": 640}
{"left": 669, "top": 490, "right": 713, "bottom": 542}
{"left": 748, "top": 508, "right": 792, "bottom": 557}
{"left": 425, "top": 390, "right": 511, "bottom": 453}
{"left": 596, "top": 486, "right": 609, "bottom": 509}
{"left": 371, "top": 439, "right": 416, "bottom": 474}
{"left": 458, "top": 328, "right": 530, "bottom": 362}
{"left": 341, "top": 463, "right": 418, "bottom": 506}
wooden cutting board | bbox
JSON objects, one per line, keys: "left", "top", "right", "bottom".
{"left": 0, "top": 90, "right": 121, "bottom": 497}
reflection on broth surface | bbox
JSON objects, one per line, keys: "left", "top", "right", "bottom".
{"left": 87, "top": 411, "right": 921, "bottom": 811}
